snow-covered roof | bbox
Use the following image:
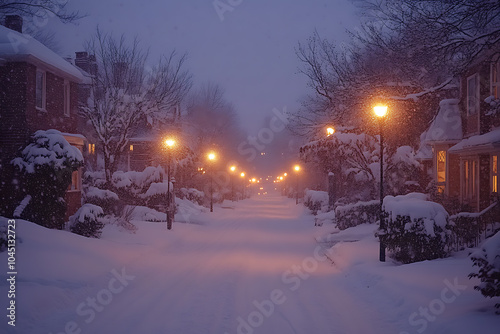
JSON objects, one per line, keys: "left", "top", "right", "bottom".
{"left": 448, "top": 127, "right": 500, "bottom": 154}
{"left": 422, "top": 99, "right": 463, "bottom": 144}
{"left": 416, "top": 99, "right": 463, "bottom": 160}
{"left": 0, "top": 25, "right": 85, "bottom": 83}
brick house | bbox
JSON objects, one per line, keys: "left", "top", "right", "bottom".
{"left": 0, "top": 16, "right": 90, "bottom": 219}
{"left": 420, "top": 49, "right": 500, "bottom": 212}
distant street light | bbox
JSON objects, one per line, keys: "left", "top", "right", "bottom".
{"left": 374, "top": 104, "right": 388, "bottom": 262}
{"left": 164, "top": 138, "right": 176, "bottom": 230}
{"left": 208, "top": 152, "right": 217, "bottom": 212}
{"left": 326, "top": 126, "right": 335, "bottom": 136}
{"left": 294, "top": 165, "right": 301, "bottom": 205}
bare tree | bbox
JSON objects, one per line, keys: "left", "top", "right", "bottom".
{"left": 80, "top": 29, "right": 192, "bottom": 185}
{"left": 184, "top": 82, "right": 243, "bottom": 156}
{"left": 0, "top": 0, "right": 83, "bottom": 23}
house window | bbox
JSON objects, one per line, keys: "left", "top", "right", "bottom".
{"left": 130, "top": 144, "right": 134, "bottom": 151}
{"left": 67, "top": 170, "right": 80, "bottom": 191}
{"left": 467, "top": 73, "right": 480, "bottom": 116}
{"left": 63, "top": 80, "right": 70, "bottom": 116}
{"left": 463, "top": 159, "right": 478, "bottom": 201}
{"left": 493, "top": 155, "right": 498, "bottom": 194}
{"left": 492, "top": 60, "right": 500, "bottom": 99}
{"left": 437, "top": 150, "right": 446, "bottom": 193}
{"left": 35, "top": 70, "right": 46, "bottom": 110}
{"left": 88, "top": 143, "right": 95, "bottom": 154}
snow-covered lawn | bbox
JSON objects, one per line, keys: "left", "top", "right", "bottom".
{"left": 1, "top": 192, "right": 499, "bottom": 333}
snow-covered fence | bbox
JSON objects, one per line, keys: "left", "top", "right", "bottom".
{"left": 303, "top": 189, "right": 329, "bottom": 215}
{"left": 335, "top": 200, "right": 379, "bottom": 230}
{"left": 382, "top": 193, "right": 452, "bottom": 263}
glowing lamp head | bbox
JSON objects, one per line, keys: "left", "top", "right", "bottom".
{"left": 251, "top": 178, "right": 256, "bottom": 183}
{"left": 374, "top": 105, "right": 388, "bottom": 118}
{"left": 326, "top": 127, "right": 335, "bottom": 136}
{"left": 230, "top": 166, "right": 236, "bottom": 172}
{"left": 294, "top": 165, "right": 300, "bottom": 172}
{"left": 208, "top": 152, "right": 216, "bottom": 161}
{"left": 284, "top": 173, "right": 287, "bottom": 177}
{"left": 165, "top": 139, "right": 175, "bottom": 148}
{"left": 240, "top": 172, "right": 245, "bottom": 178}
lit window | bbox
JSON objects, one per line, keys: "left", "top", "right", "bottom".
{"left": 67, "top": 170, "right": 79, "bottom": 191}
{"left": 437, "top": 150, "right": 446, "bottom": 183}
{"left": 493, "top": 155, "right": 498, "bottom": 193}
{"left": 36, "top": 70, "right": 46, "bottom": 110}
{"left": 87, "top": 143, "right": 95, "bottom": 154}
{"left": 130, "top": 144, "right": 134, "bottom": 151}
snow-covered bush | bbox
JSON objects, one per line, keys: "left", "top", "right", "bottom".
{"left": 303, "top": 189, "right": 329, "bottom": 215}
{"left": 84, "top": 186, "right": 122, "bottom": 215}
{"left": 140, "top": 182, "right": 173, "bottom": 209}
{"left": 450, "top": 214, "right": 482, "bottom": 249}
{"left": 469, "top": 231, "right": 500, "bottom": 313}
{"left": 68, "top": 204, "right": 105, "bottom": 238}
{"left": 382, "top": 193, "right": 452, "bottom": 263}
{"left": 11, "top": 130, "right": 83, "bottom": 229}
{"left": 177, "top": 188, "right": 205, "bottom": 205}
{"left": 112, "top": 166, "right": 165, "bottom": 205}
{"left": 335, "top": 200, "right": 379, "bottom": 230}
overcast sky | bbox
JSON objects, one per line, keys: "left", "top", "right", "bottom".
{"left": 47, "top": 0, "right": 360, "bottom": 134}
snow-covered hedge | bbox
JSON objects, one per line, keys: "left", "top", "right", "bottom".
{"left": 335, "top": 200, "right": 379, "bottom": 230}
{"left": 68, "top": 204, "right": 105, "bottom": 238}
{"left": 469, "top": 231, "right": 500, "bottom": 313}
{"left": 303, "top": 189, "right": 329, "bottom": 215}
{"left": 382, "top": 193, "right": 452, "bottom": 263}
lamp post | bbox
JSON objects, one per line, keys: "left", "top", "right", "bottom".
{"left": 294, "top": 165, "right": 300, "bottom": 205}
{"left": 208, "top": 152, "right": 216, "bottom": 212}
{"left": 230, "top": 165, "right": 236, "bottom": 201}
{"left": 326, "top": 126, "right": 335, "bottom": 136}
{"left": 240, "top": 172, "right": 245, "bottom": 199}
{"left": 374, "top": 105, "right": 388, "bottom": 262}
{"left": 165, "top": 139, "right": 175, "bottom": 230}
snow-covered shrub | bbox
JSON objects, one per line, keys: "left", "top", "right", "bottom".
{"left": 68, "top": 204, "right": 105, "bottom": 238}
{"left": 140, "top": 182, "right": 172, "bottom": 209}
{"left": 335, "top": 200, "right": 379, "bottom": 230}
{"left": 84, "top": 186, "right": 122, "bottom": 215}
{"left": 111, "top": 166, "right": 165, "bottom": 205}
{"left": 129, "top": 206, "right": 166, "bottom": 222}
{"left": 450, "top": 214, "right": 482, "bottom": 249}
{"left": 469, "top": 231, "right": 500, "bottom": 313}
{"left": 382, "top": 193, "right": 452, "bottom": 263}
{"left": 303, "top": 189, "right": 329, "bottom": 215}
{"left": 177, "top": 188, "right": 205, "bottom": 206}
{"left": 11, "top": 130, "right": 83, "bottom": 229}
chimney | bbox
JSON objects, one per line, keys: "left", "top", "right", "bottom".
{"left": 5, "top": 15, "right": 23, "bottom": 33}
{"left": 75, "top": 51, "right": 97, "bottom": 75}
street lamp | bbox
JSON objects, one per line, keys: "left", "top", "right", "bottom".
{"left": 240, "top": 172, "right": 245, "bottom": 199}
{"left": 229, "top": 165, "right": 236, "bottom": 201}
{"left": 208, "top": 152, "right": 216, "bottom": 212}
{"left": 326, "top": 126, "right": 335, "bottom": 136}
{"left": 294, "top": 165, "right": 301, "bottom": 205}
{"left": 374, "top": 104, "right": 388, "bottom": 262}
{"left": 164, "top": 138, "right": 176, "bottom": 230}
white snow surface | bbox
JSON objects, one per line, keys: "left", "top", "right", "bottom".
{"left": 1, "top": 192, "right": 499, "bottom": 334}
{"left": 0, "top": 25, "right": 85, "bottom": 82}
{"left": 449, "top": 127, "right": 500, "bottom": 153}
{"left": 383, "top": 193, "right": 449, "bottom": 232}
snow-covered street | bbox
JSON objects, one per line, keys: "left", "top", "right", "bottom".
{"left": 2, "top": 189, "right": 499, "bottom": 334}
